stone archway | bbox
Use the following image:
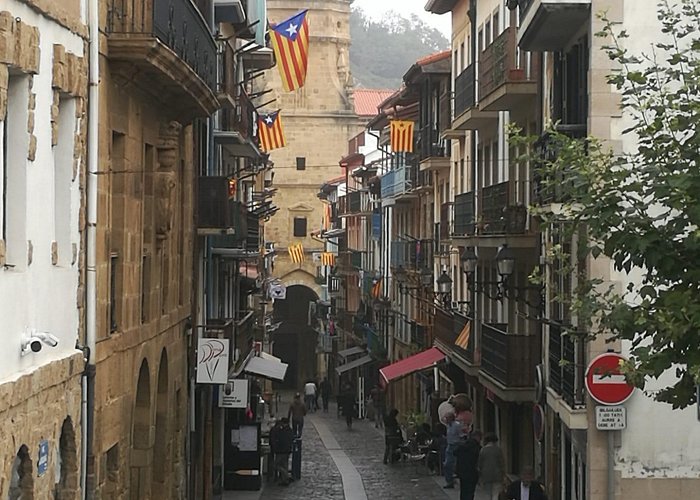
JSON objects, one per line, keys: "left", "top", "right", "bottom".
{"left": 273, "top": 284, "right": 320, "bottom": 389}
{"left": 54, "top": 417, "right": 78, "bottom": 500}
{"left": 152, "top": 350, "right": 169, "bottom": 496}
{"left": 7, "top": 444, "right": 33, "bottom": 500}
{"left": 130, "top": 360, "right": 152, "bottom": 500}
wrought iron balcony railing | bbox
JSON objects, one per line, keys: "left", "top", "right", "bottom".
{"left": 454, "top": 63, "right": 476, "bottom": 118}
{"left": 481, "top": 323, "right": 538, "bottom": 387}
{"left": 453, "top": 191, "right": 475, "bottom": 236}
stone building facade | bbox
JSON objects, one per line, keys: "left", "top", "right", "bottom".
{"left": 264, "top": 0, "right": 365, "bottom": 386}
{"left": 0, "top": 1, "right": 87, "bottom": 499}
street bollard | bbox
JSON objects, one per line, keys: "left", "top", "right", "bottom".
{"left": 291, "top": 436, "right": 302, "bottom": 480}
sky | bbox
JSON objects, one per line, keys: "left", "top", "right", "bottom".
{"left": 351, "top": 0, "right": 452, "bottom": 38}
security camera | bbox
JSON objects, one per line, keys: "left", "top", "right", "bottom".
{"left": 21, "top": 332, "right": 59, "bottom": 356}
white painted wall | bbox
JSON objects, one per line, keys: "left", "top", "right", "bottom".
{"left": 608, "top": 0, "right": 700, "bottom": 479}
{"left": 0, "top": 0, "right": 85, "bottom": 383}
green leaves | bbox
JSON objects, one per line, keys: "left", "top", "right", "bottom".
{"left": 511, "top": 0, "right": 700, "bottom": 408}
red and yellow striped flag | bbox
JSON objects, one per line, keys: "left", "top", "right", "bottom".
{"left": 455, "top": 322, "right": 471, "bottom": 349}
{"left": 288, "top": 242, "right": 305, "bottom": 263}
{"left": 320, "top": 252, "right": 335, "bottom": 266}
{"left": 390, "top": 120, "right": 415, "bottom": 153}
{"left": 371, "top": 277, "right": 383, "bottom": 299}
{"left": 270, "top": 10, "right": 310, "bottom": 92}
{"left": 258, "top": 111, "right": 286, "bottom": 152}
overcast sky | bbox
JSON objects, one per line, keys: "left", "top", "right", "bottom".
{"left": 352, "top": 0, "right": 451, "bottom": 38}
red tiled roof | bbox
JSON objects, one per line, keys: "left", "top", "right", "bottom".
{"left": 353, "top": 88, "right": 397, "bottom": 117}
{"left": 416, "top": 50, "right": 451, "bottom": 66}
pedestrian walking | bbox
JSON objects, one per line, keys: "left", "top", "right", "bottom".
{"left": 454, "top": 430, "right": 482, "bottom": 500}
{"left": 443, "top": 412, "right": 464, "bottom": 489}
{"left": 370, "top": 385, "right": 386, "bottom": 429}
{"left": 476, "top": 433, "right": 505, "bottom": 500}
{"left": 315, "top": 378, "right": 321, "bottom": 410}
{"left": 320, "top": 377, "right": 331, "bottom": 412}
{"left": 340, "top": 384, "right": 355, "bottom": 430}
{"left": 505, "top": 466, "right": 547, "bottom": 500}
{"left": 287, "top": 393, "right": 307, "bottom": 437}
{"left": 383, "top": 409, "right": 403, "bottom": 464}
{"left": 271, "top": 417, "right": 294, "bottom": 486}
{"left": 304, "top": 380, "right": 317, "bottom": 412}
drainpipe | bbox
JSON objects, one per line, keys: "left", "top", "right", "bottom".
{"left": 83, "top": 0, "right": 99, "bottom": 498}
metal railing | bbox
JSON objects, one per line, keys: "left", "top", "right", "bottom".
{"left": 107, "top": 0, "right": 217, "bottom": 91}
{"left": 481, "top": 323, "right": 538, "bottom": 387}
{"left": 380, "top": 165, "right": 413, "bottom": 198}
{"left": 549, "top": 324, "right": 585, "bottom": 407}
{"left": 479, "top": 27, "right": 537, "bottom": 99}
{"left": 454, "top": 63, "right": 476, "bottom": 118}
{"left": 453, "top": 191, "right": 475, "bottom": 236}
{"left": 419, "top": 126, "right": 448, "bottom": 161}
{"left": 480, "top": 180, "right": 531, "bottom": 235}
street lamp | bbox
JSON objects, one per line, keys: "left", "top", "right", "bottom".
{"left": 460, "top": 247, "right": 478, "bottom": 276}
{"left": 495, "top": 244, "right": 515, "bottom": 281}
{"left": 436, "top": 270, "right": 453, "bottom": 295}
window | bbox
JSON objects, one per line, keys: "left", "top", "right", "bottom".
{"left": 296, "top": 157, "right": 306, "bottom": 170}
{"left": 459, "top": 42, "right": 465, "bottom": 72}
{"left": 141, "top": 253, "right": 151, "bottom": 323}
{"left": 109, "top": 253, "right": 118, "bottom": 333}
{"left": 492, "top": 9, "right": 500, "bottom": 39}
{"left": 485, "top": 19, "right": 492, "bottom": 46}
{"left": 478, "top": 27, "right": 484, "bottom": 54}
{"left": 54, "top": 97, "right": 77, "bottom": 266}
{"left": 293, "top": 217, "right": 307, "bottom": 237}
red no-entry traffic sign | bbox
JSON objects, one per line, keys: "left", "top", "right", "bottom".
{"left": 585, "top": 353, "right": 635, "bottom": 405}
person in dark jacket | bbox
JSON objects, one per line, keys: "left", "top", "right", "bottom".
{"left": 271, "top": 418, "right": 294, "bottom": 486}
{"left": 383, "top": 409, "right": 403, "bottom": 464}
{"left": 505, "top": 466, "right": 547, "bottom": 500}
{"left": 340, "top": 384, "right": 355, "bottom": 429}
{"left": 320, "top": 377, "right": 332, "bottom": 412}
{"left": 287, "top": 393, "right": 307, "bottom": 437}
{"left": 477, "top": 433, "right": 505, "bottom": 500}
{"left": 454, "top": 430, "right": 482, "bottom": 500}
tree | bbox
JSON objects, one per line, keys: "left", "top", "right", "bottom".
{"left": 512, "top": 0, "right": 700, "bottom": 408}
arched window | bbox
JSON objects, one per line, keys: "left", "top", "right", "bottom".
{"left": 7, "top": 444, "right": 33, "bottom": 500}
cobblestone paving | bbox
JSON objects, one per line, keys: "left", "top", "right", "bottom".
{"left": 317, "top": 408, "right": 451, "bottom": 500}
{"left": 258, "top": 397, "right": 452, "bottom": 500}
{"left": 261, "top": 418, "right": 345, "bottom": 500}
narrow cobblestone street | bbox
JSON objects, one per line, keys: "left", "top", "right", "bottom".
{"left": 228, "top": 396, "right": 459, "bottom": 500}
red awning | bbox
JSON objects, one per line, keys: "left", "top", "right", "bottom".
{"left": 379, "top": 347, "right": 446, "bottom": 386}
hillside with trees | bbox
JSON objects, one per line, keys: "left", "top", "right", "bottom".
{"left": 350, "top": 8, "right": 450, "bottom": 89}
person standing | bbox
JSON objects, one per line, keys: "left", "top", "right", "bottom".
{"left": 505, "top": 466, "right": 547, "bottom": 500}
{"left": 304, "top": 380, "right": 317, "bottom": 412}
{"left": 443, "top": 413, "right": 463, "bottom": 489}
{"left": 454, "top": 430, "right": 482, "bottom": 500}
{"left": 287, "top": 393, "right": 307, "bottom": 437}
{"left": 320, "top": 377, "right": 331, "bottom": 412}
{"left": 340, "top": 384, "right": 355, "bottom": 430}
{"left": 370, "top": 385, "right": 386, "bottom": 429}
{"left": 383, "top": 409, "right": 403, "bottom": 464}
{"left": 271, "top": 418, "right": 294, "bottom": 486}
{"left": 477, "top": 433, "right": 505, "bottom": 500}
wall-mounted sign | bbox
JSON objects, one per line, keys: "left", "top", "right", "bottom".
{"left": 196, "top": 338, "right": 230, "bottom": 384}
{"left": 595, "top": 406, "right": 626, "bottom": 430}
{"left": 269, "top": 283, "right": 287, "bottom": 300}
{"left": 37, "top": 440, "right": 49, "bottom": 476}
{"left": 220, "top": 379, "right": 249, "bottom": 409}
{"left": 585, "top": 353, "right": 635, "bottom": 405}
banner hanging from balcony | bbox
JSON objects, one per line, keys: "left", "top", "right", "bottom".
{"left": 288, "top": 242, "right": 305, "bottom": 263}
{"left": 320, "top": 252, "right": 336, "bottom": 266}
{"left": 390, "top": 120, "right": 415, "bottom": 153}
{"left": 269, "top": 9, "right": 310, "bottom": 92}
{"left": 371, "top": 277, "right": 383, "bottom": 299}
{"left": 455, "top": 321, "right": 471, "bottom": 349}
{"left": 258, "top": 110, "right": 286, "bottom": 151}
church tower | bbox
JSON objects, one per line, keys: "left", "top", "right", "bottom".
{"left": 264, "top": 0, "right": 362, "bottom": 385}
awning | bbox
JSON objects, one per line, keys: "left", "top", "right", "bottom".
{"left": 335, "top": 355, "right": 373, "bottom": 375}
{"left": 337, "top": 346, "right": 366, "bottom": 359}
{"left": 244, "top": 356, "right": 288, "bottom": 381}
{"left": 379, "top": 347, "right": 445, "bottom": 385}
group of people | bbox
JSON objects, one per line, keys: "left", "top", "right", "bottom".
{"left": 302, "top": 378, "right": 332, "bottom": 413}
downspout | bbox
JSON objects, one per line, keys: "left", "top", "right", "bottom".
{"left": 83, "top": 0, "right": 99, "bottom": 498}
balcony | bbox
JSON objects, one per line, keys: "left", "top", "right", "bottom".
{"left": 439, "top": 203, "right": 452, "bottom": 242}
{"left": 548, "top": 324, "right": 585, "bottom": 408}
{"left": 480, "top": 323, "right": 538, "bottom": 400}
{"left": 215, "top": 85, "right": 262, "bottom": 159}
{"left": 453, "top": 192, "right": 475, "bottom": 237}
{"left": 480, "top": 180, "right": 530, "bottom": 235}
{"left": 107, "top": 0, "right": 219, "bottom": 119}
{"left": 534, "top": 125, "right": 587, "bottom": 204}
{"left": 452, "top": 64, "right": 497, "bottom": 131}
{"left": 390, "top": 239, "right": 433, "bottom": 273}
{"left": 380, "top": 165, "right": 416, "bottom": 201}
{"left": 418, "top": 126, "right": 450, "bottom": 172}
{"left": 517, "top": 0, "right": 591, "bottom": 51}
{"left": 340, "top": 191, "right": 371, "bottom": 216}
{"left": 197, "top": 177, "right": 249, "bottom": 235}
{"left": 479, "top": 27, "right": 538, "bottom": 112}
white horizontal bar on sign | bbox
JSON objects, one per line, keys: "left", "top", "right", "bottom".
{"left": 592, "top": 374, "right": 626, "bottom": 384}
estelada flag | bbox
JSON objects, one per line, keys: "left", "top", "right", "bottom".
{"left": 371, "top": 277, "right": 383, "bottom": 299}
{"left": 258, "top": 111, "right": 286, "bottom": 151}
{"left": 390, "top": 120, "right": 414, "bottom": 153}
{"left": 455, "top": 321, "right": 471, "bottom": 349}
{"left": 270, "top": 10, "right": 310, "bottom": 92}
